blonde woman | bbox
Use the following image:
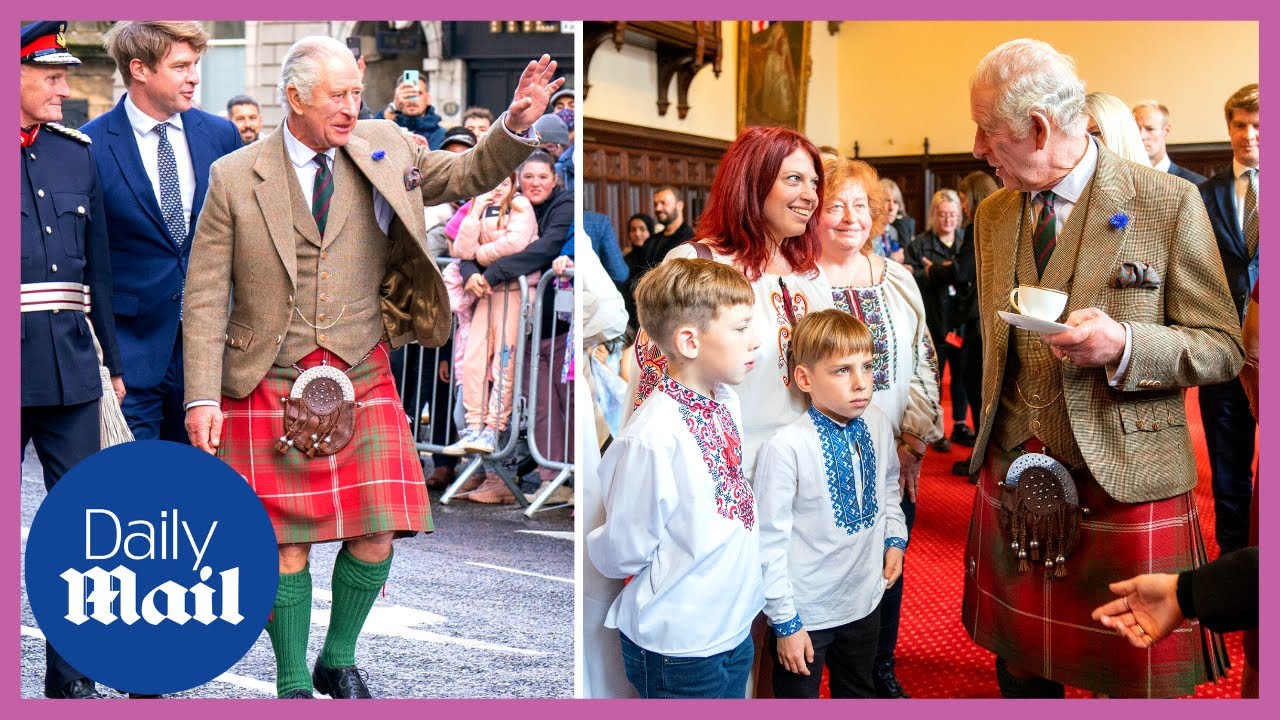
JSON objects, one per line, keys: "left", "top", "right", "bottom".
{"left": 1085, "top": 92, "right": 1151, "bottom": 166}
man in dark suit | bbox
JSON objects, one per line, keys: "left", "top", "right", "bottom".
{"left": 1197, "top": 83, "right": 1260, "bottom": 555}
{"left": 82, "top": 21, "right": 241, "bottom": 443}
{"left": 1133, "top": 100, "right": 1207, "bottom": 185}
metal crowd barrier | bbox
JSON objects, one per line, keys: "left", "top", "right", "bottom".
{"left": 389, "top": 256, "right": 576, "bottom": 509}
{"left": 522, "top": 268, "right": 575, "bottom": 516}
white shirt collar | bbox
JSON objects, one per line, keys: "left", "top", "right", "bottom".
{"left": 123, "top": 93, "right": 183, "bottom": 136}
{"left": 1234, "top": 158, "right": 1258, "bottom": 180}
{"left": 1154, "top": 154, "right": 1172, "bottom": 173}
{"left": 1044, "top": 137, "right": 1098, "bottom": 205}
{"left": 281, "top": 115, "right": 335, "bottom": 169}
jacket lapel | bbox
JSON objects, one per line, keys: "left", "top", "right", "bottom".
{"left": 106, "top": 98, "right": 170, "bottom": 246}
{"left": 252, "top": 131, "right": 298, "bottom": 287}
{"left": 979, "top": 189, "right": 1024, "bottom": 415}
{"left": 1213, "top": 173, "right": 1246, "bottom": 258}
{"left": 1067, "top": 146, "right": 1133, "bottom": 313}
{"left": 345, "top": 132, "right": 423, "bottom": 242}
{"left": 183, "top": 109, "right": 214, "bottom": 252}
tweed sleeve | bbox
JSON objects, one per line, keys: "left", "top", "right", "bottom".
{"left": 182, "top": 159, "right": 236, "bottom": 405}
{"left": 1114, "top": 182, "right": 1245, "bottom": 391}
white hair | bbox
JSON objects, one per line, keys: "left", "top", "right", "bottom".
{"left": 972, "top": 38, "right": 1087, "bottom": 140}
{"left": 277, "top": 35, "right": 350, "bottom": 114}
{"left": 1086, "top": 92, "right": 1151, "bottom": 166}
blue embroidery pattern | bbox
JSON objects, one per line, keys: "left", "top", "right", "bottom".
{"left": 808, "top": 407, "right": 878, "bottom": 534}
{"left": 885, "top": 536, "right": 907, "bottom": 552}
{"left": 660, "top": 376, "right": 756, "bottom": 531}
{"left": 772, "top": 614, "right": 804, "bottom": 637}
{"left": 831, "top": 286, "right": 897, "bottom": 391}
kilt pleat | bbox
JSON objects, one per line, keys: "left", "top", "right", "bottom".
{"left": 219, "top": 342, "right": 432, "bottom": 544}
{"left": 961, "top": 452, "right": 1224, "bottom": 697}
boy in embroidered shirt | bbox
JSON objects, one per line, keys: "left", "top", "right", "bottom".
{"left": 755, "top": 309, "right": 907, "bottom": 698}
{"left": 587, "top": 258, "right": 764, "bottom": 698}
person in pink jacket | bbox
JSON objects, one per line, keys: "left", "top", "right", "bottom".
{"left": 444, "top": 174, "right": 539, "bottom": 455}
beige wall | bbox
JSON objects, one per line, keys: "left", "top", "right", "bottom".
{"left": 585, "top": 21, "right": 1257, "bottom": 156}
{"left": 838, "top": 21, "right": 1257, "bottom": 157}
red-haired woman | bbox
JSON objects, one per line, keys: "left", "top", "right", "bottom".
{"left": 627, "top": 125, "right": 833, "bottom": 478}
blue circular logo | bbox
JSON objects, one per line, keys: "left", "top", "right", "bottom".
{"left": 25, "top": 440, "right": 279, "bottom": 695}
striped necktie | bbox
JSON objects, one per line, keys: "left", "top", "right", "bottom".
{"left": 154, "top": 122, "right": 187, "bottom": 247}
{"left": 312, "top": 153, "right": 333, "bottom": 237}
{"left": 1033, "top": 190, "right": 1057, "bottom": 277}
{"left": 1243, "top": 167, "right": 1258, "bottom": 258}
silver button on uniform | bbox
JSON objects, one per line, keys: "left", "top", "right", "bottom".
{"left": 45, "top": 226, "right": 52, "bottom": 234}
{"left": 77, "top": 206, "right": 85, "bottom": 215}
{"left": 51, "top": 264, "right": 58, "bottom": 273}
{"left": 37, "top": 189, "right": 45, "bottom": 197}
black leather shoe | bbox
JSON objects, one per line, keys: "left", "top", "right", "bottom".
{"left": 952, "top": 459, "right": 974, "bottom": 477}
{"left": 950, "top": 423, "right": 977, "bottom": 447}
{"left": 313, "top": 659, "right": 373, "bottom": 699}
{"left": 281, "top": 689, "right": 315, "bottom": 699}
{"left": 46, "top": 678, "right": 104, "bottom": 699}
{"left": 873, "top": 659, "right": 910, "bottom": 698}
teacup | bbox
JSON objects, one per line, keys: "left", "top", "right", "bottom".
{"left": 1008, "top": 285, "right": 1068, "bottom": 322}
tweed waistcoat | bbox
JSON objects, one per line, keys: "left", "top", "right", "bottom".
{"left": 992, "top": 179, "right": 1097, "bottom": 468}
{"left": 276, "top": 148, "right": 389, "bottom": 367}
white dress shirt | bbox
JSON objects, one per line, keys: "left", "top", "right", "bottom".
{"left": 1233, "top": 158, "right": 1260, "bottom": 235}
{"left": 124, "top": 94, "right": 196, "bottom": 234}
{"left": 755, "top": 405, "right": 906, "bottom": 634}
{"left": 281, "top": 118, "right": 393, "bottom": 234}
{"left": 1153, "top": 154, "right": 1172, "bottom": 173}
{"left": 588, "top": 376, "right": 763, "bottom": 657}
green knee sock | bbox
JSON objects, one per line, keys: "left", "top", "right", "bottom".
{"left": 266, "top": 565, "right": 313, "bottom": 698}
{"left": 320, "top": 547, "right": 392, "bottom": 668}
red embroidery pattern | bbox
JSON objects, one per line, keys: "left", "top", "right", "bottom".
{"left": 632, "top": 329, "right": 668, "bottom": 410}
{"left": 658, "top": 376, "right": 756, "bottom": 531}
{"left": 769, "top": 283, "right": 810, "bottom": 387}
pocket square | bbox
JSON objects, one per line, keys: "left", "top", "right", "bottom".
{"left": 1113, "top": 261, "right": 1162, "bottom": 289}
{"left": 403, "top": 166, "right": 422, "bottom": 192}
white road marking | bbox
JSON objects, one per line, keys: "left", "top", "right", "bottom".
{"left": 313, "top": 606, "right": 544, "bottom": 656}
{"left": 21, "top": 526, "right": 29, "bottom": 541}
{"left": 211, "top": 671, "right": 281, "bottom": 696}
{"left": 22, "top": 625, "right": 43, "bottom": 639}
{"left": 517, "top": 530, "right": 573, "bottom": 541}
{"left": 466, "top": 561, "right": 573, "bottom": 584}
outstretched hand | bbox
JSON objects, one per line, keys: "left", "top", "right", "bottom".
{"left": 504, "top": 55, "right": 564, "bottom": 135}
{"left": 1090, "top": 573, "right": 1183, "bottom": 649}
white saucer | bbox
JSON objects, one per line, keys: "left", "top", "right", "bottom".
{"left": 998, "top": 310, "right": 1072, "bottom": 334}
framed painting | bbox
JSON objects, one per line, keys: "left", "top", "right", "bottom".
{"left": 736, "top": 21, "right": 811, "bottom": 132}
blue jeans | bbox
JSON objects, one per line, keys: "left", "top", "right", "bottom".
{"left": 620, "top": 631, "right": 753, "bottom": 698}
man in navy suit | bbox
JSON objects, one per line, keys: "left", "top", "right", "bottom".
{"left": 82, "top": 22, "right": 241, "bottom": 442}
{"left": 1198, "top": 83, "right": 1260, "bottom": 555}
{"left": 1133, "top": 101, "right": 1207, "bottom": 185}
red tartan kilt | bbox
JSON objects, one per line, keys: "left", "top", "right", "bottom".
{"left": 961, "top": 452, "right": 1220, "bottom": 697}
{"left": 218, "top": 342, "right": 431, "bottom": 544}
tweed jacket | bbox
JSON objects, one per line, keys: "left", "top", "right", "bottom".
{"left": 183, "top": 116, "right": 536, "bottom": 403}
{"left": 969, "top": 144, "right": 1244, "bottom": 502}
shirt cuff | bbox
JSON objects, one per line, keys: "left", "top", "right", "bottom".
{"left": 184, "top": 400, "right": 220, "bottom": 411}
{"left": 772, "top": 614, "right": 804, "bottom": 637}
{"left": 1106, "top": 322, "right": 1134, "bottom": 386}
{"left": 885, "top": 537, "right": 908, "bottom": 552}
{"left": 498, "top": 111, "right": 540, "bottom": 143}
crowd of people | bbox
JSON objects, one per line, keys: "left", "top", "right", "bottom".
{"left": 584, "top": 38, "right": 1258, "bottom": 699}
{"left": 21, "top": 19, "right": 571, "bottom": 699}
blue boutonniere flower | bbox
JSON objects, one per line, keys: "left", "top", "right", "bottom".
{"left": 1109, "top": 212, "right": 1130, "bottom": 230}
{"left": 372, "top": 150, "right": 386, "bottom": 161}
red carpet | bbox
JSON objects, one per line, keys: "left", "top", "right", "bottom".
{"left": 888, "top": 372, "right": 1249, "bottom": 698}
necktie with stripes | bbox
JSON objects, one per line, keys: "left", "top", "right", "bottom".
{"left": 1033, "top": 190, "right": 1057, "bottom": 277}
{"left": 313, "top": 153, "right": 333, "bottom": 237}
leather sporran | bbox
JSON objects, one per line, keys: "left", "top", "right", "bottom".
{"left": 274, "top": 365, "right": 357, "bottom": 457}
{"left": 997, "top": 453, "right": 1085, "bottom": 578}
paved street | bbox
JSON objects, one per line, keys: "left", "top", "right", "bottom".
{"left": 20, "top": 447, "right": 574, "bottom": 699}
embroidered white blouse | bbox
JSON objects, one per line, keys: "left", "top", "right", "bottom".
{"left": 755, "top": 404, "right": 908, "bottom": 635}
{"left": 587, "top": 375, "right": 764, "bottom": 657}
{"left": 626, "top": 243, "right": 835, "bottom": 480}
{"left": 825, "top": 259, "right": 944, "bottom": 444}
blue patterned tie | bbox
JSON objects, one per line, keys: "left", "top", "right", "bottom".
{"left": 154, "top": 122, "right": 187, "bottom": 247}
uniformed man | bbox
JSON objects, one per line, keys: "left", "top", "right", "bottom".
{"left": 20, "top": 20, "right": 124, "bottom": 700}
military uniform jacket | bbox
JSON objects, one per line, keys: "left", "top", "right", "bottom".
{"left": 21, "top": 124, "right": 122, "bottom": 407}
{"left": 970, "top": 144, "right": 1244, "bottom": 502}
{"left": 183, "top": 115, "right": 537, "bottom": 403}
